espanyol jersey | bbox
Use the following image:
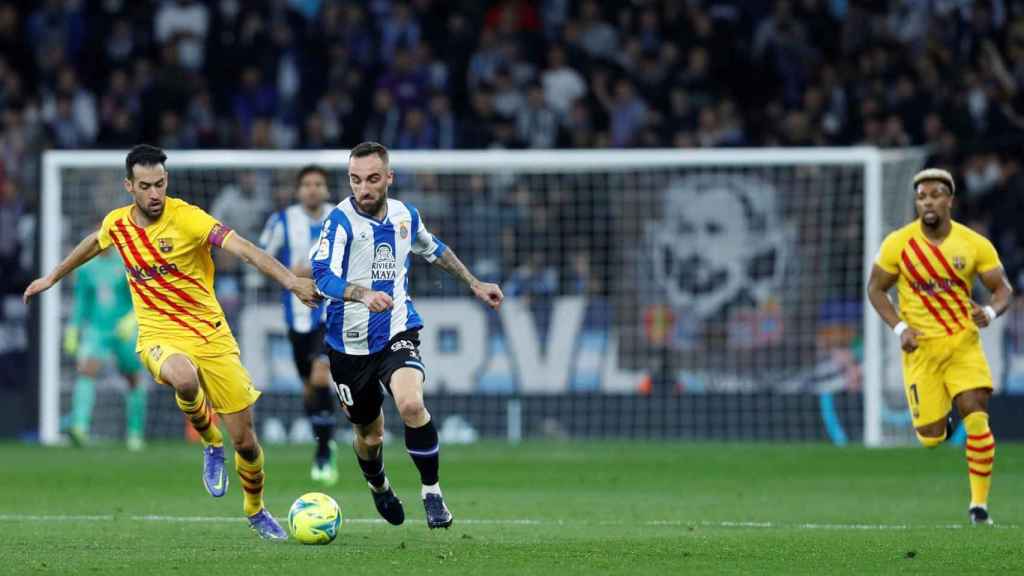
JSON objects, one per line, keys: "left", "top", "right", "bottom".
{"left": 311, "top": 197, "right": 448, "bottom": 355}
{"left": 260, "top": 203, "right": 333, "bottom": 333}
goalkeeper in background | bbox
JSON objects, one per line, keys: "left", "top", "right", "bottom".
{"left": 64, "top": 249, "right": 147, "bottom": 450}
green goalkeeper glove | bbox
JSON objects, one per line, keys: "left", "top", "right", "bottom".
{"left": 63, "top": 325, "right": 79, "bottom": 357}
{"left": 116, "top": 313, "right": 138, "bottom": 342}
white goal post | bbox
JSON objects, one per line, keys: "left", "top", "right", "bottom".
{"left": 39, "top": 147, "right": 925, "bottom": 446}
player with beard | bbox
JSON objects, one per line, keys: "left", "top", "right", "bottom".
{"left": 24, "top": 144, "right": 322, "bottom": 539}
{"left": 311, "top": 141, "right": 504, "bottom": 529}
{"left": 867, "top": 168, "right": 1013, "bottom": 525}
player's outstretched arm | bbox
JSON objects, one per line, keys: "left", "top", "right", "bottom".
{"left": 220, "top": 232, "right": 321, "bottom": 309}
{"left": 23, "top": 231, "right": 103, "bottom": 303}
{"left": 971, "top": 267, "right": 1013, "bottom": 328}
{"left": 433, "top": 249, "right": 504, "bottom": 309}
{"left": 867, "top": 264, "right": 919, "bottom": 352}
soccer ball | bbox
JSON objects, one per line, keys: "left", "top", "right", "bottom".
{"left": 288, "top": 492, "right": 342, "bottom": 545}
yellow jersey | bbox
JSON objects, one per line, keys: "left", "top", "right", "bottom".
{"left": 875, "top": 220, "right": 1002, "bottom": 340}
{"left": 97, "top": 197, "right": 238, "bottom": 354}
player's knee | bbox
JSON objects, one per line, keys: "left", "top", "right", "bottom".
{"left": 397, "top": 397, "right": 427, "bottom": 424}
{"left": 162, "top": 358, "right": 199, "bottom": 396}
{"left": 311, "top": 361, "right": 331, "bottom": 388}
{"left": 78, "top": 361, "right": 100, "bottom": 378}
{"left": 956, "top": 392, "right": 989, "bottom": 418}
{"left": 233, "top": 432, "right": 260, "bottom": 461}
{"left": 359, "top": 428, "right": 384, "bottom": 449}
{"left": 915, "top": 423, "right": 947, "bottom": 448}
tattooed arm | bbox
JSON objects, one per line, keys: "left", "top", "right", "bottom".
{"left": 432, "top": 248, "right": 504, "bottom": 309}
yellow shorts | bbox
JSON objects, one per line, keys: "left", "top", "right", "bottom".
{"left": 140, "top": 342, "right": 260, "bottom": 414}
{"left": 902, "top": 328, "right": 992, "bottom": 428}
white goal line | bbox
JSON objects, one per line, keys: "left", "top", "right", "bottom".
{"left": 0, "top": 514, "right": 1013, "bottom": 530}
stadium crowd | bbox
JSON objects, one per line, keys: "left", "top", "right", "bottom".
{"left": 1, "top": 0, "right": 1024, "bottom": 293}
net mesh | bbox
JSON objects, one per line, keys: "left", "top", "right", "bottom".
{"left": 53, "top": 151, "right": 924, "bottom": 443}
{"left": 877, "top": 152, "right": 930, "bottom": 444}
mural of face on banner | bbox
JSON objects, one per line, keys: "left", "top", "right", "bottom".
{"left": 646, "top": 175, "right": 793, "bottom": 323}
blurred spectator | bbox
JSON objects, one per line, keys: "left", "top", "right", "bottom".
{"left": 541, "top": 45, "right": 586, "bottom": 119}
{"left": 41, "top": 66, "right": 97, "bottom": 145}
{"left": 396, "top": 108, "right": 435, "bottom": 149}
{"left": 155, "top": 0, "right": 210, "bottom": 71}
{"left": 577, "top": 0, "right": 618, "bottom": 61}
{"left": 377, "top": 48, "right": 429, "bottom": 112}
{"left": 0, "top": 172, "right": 23, "bottom": 293}
{"left": 380, "top": 2, "right": 421, "bottom": 64}
{"left": 594, "top": 74, "right": 648, "bottom": 148}
{"left": 517, "top": 83, "right": 558, "bottom": 148}
{"left": 0, "top": 4, "right": 32, "bottom": 85}
{"left": 363, "top": 88, "right": 401, "bottom": 146}
{"left": 233, "top": 67, "right": 277, "bottom": 142}
{"left": 468, "top": 28, "right": 503, "bottom": 90}
{"left": 105, "top": 19, "right": 136, "bottom": 68}
{"left": 492, "top": 66, "right": 525, "bottom": 117}
{"left": 185, "top": 87, "right": 218, "bottom": 147}
{"left": 428, "top": 92, "right": 458, "bottom": 149}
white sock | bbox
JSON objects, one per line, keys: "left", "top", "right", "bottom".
{"left": 369, "top": 477, "right": 390, "bottom": 493}
{"left": 421, "top": 483, "right": 442, "bottom": 498}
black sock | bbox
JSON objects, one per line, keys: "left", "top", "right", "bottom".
{"left": 306, "top": 387, "right": 336, "bottom": 461}
{"left": 357, "top": 443, "right": 386, "bottom": 489}
{"left": 405, "top": 420, "right": 440, "bottom": 486}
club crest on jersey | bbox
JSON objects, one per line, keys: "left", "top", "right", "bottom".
{"left": 399, "top": 222, "right": 409, "bottom": 240}
{"left": 953, "top": 256, "right": 966, "bottom": 270}
{"left": 149, "top": 345, "right": 163, "bottom": 362}
{"left": 372, "top": 243, "right": 397, "bottom": 280}
{"left": 158, "top": 238, "right": 173, "bottom": 253}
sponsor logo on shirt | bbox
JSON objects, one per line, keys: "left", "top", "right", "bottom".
{"left": 372, "top": 244, "right": 397, "bottom": 281}
{"left": 126, "top": 262, "right": 180, "bottom": 282}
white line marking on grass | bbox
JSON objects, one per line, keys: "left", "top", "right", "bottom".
{"left": 0, "top": 514, "right": 1015, "bottom": 530}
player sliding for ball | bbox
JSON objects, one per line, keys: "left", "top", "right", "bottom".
{"left": 867, "top": 168, "right": 1013, "bottom": 525}
{"left": 24, "top": 144, "right": 321, "bottom": 540}
{"left": 312, "top": 142, "right": 503, "bottom": 529}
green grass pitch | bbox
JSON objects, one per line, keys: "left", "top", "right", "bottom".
{"left": 0, "top": 440, "right": 1022, "bottom": 574}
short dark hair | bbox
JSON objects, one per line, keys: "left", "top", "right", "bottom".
{"left": 126, "top": 144, "right": 167, "bottom": 179}
{"left": 349, "top": 141, "right": 389, "bottom": 165}
{"left": 296, "top": 164, "right": 329, "bottom": 188}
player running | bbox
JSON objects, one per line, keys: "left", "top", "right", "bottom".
{"left": 63, "top": 249, "right": 147, "bottom": 450}
{"left": 311, "top": 141, "right": 503, "bottom": 529}
{"left": 24, "top": 144, "right": 321, "bottom": 539}
{"left": 259, "top": 164, "right": 338, "bottom": 485}
{"left": 867, "top": 168, "right": 1013, "bottom": 525}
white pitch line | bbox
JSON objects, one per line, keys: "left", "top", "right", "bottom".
{"left": 0, "top": 514, "right": 1015, "bottom": 530}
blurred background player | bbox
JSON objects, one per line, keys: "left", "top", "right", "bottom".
{"left": 24, "top": 144, "right": 321, "bottom": 539}
{"left": 867, "top": 168, "right": 1013, "bottom": 525}
{"left": 312, "top": 142, "right": 504, "bottom": 529}
{"left": 63, "top": 249, "right": 147, "bottom": 450}
{"left": 260, "top": 165, "right": 337, "bottom": 485}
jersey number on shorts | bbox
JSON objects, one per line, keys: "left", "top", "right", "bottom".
{"left": 334, "top": 383, "right": 354, "bottom": 406}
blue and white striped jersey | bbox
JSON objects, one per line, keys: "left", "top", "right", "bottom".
{"left": 311, "top": 197, "right": 448, "bottom": 355}
{"left": 260, "top": 202, "right": 333, "bottom": 333}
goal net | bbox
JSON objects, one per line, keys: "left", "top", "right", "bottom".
{"left": 39, "top": 148, "right": 927, "bottom": 446}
